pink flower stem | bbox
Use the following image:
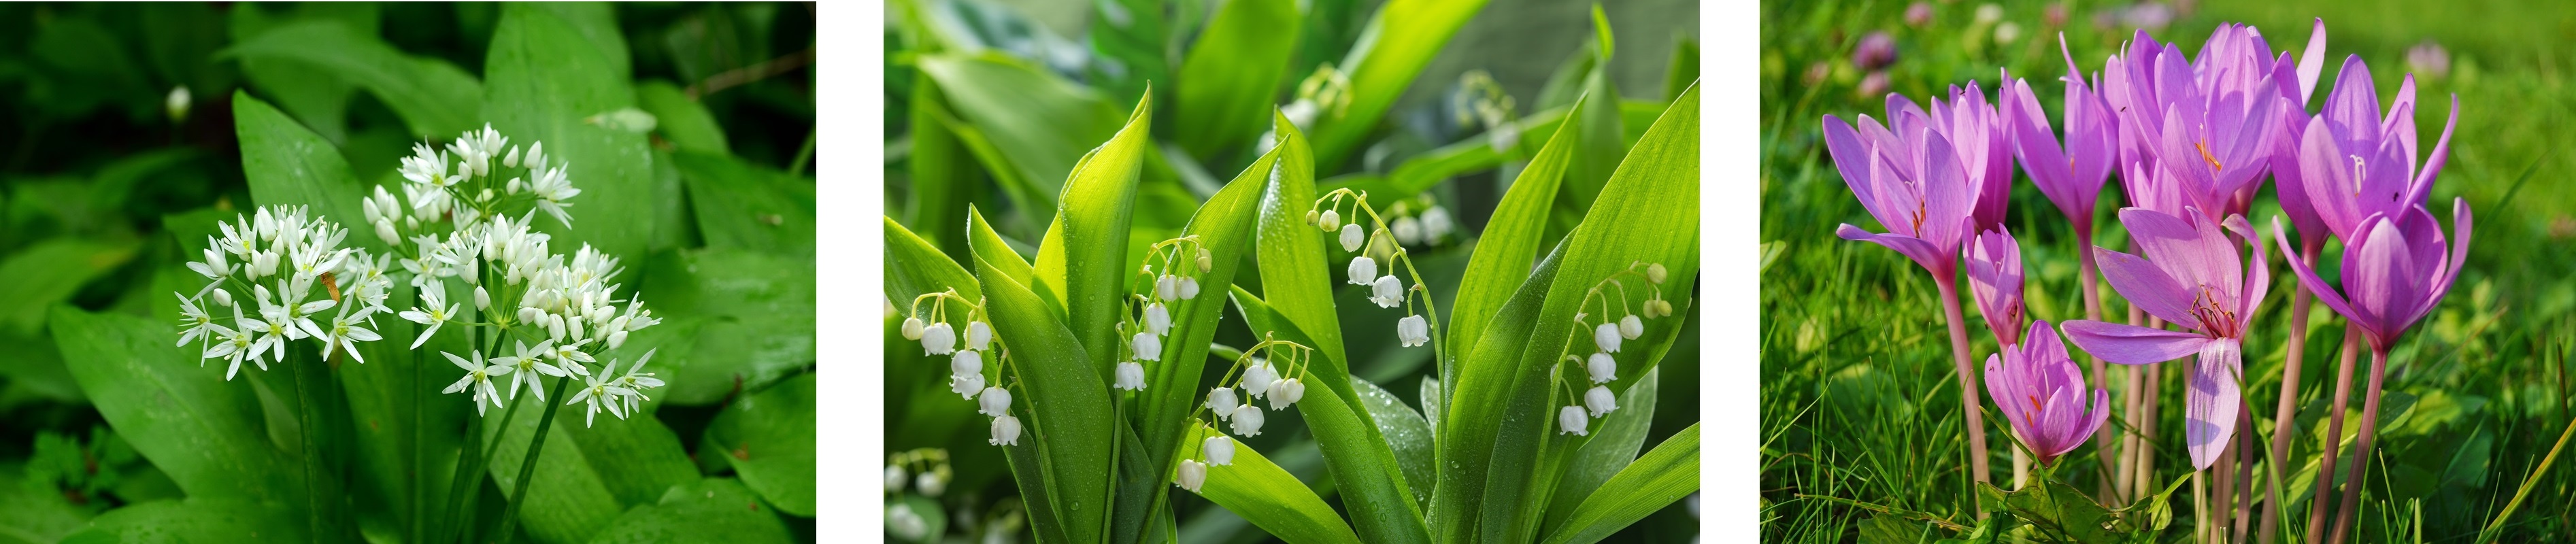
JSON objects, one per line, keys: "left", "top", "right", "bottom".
{"left": 2116, "top": 305, "right": 2146, "bottom": 502}
{"left": 2260, "top": 249, "right": 2318, "bottom": 544}
{"left": 1935, "top": 274, "right": 1992, "bottom": 515}
{"left": 2305, "top": 324, "right": 2363, "bottom": 539}
{"left": 2078, "top": 237, "right": 2118, "bottom": 498}
{"left": 2134, "top": 317, "right": 2167, "bottom": 503}
{"left": 2328, "top": 347, "right": 2393, "bottom": 544}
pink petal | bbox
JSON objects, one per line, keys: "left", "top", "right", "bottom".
{"left": 2184, "top": 339, "right": 2244, "bottom": 469}
{"left": 1839, "top": 225, "right": 1954, "bottom": 279}
{"left": 2273, "top": 216, "right": 2364, "bottom": 326}
{"left": 2061, "top": 320, "right": 2209, "bottom": 364}
{"left": 2093, "top": 246, "right": 2205, "bottom": 330}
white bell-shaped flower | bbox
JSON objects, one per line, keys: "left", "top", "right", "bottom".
{"left": 950, "top": 350, "right": 984, "bottom": 377}
{"left": 1558, "top": 405, "right": 1590, "bottom": 436}
{"left": 884, "top": 465, "right": 907, "bottom": 491}
{"left": 1204, "top": 435, "right": 1237, "bottom": 466}
{"left": 1584, "top": 386, "right": 1619, "bottom": 417}
{"left": 1392, "top": 216, "right": 1423, "bottom": 245}
{"left": 1268, "top": 377, "right": 1305, "bottom": 409}
{"left": 977, "top": 386, "right": 1012, "bottom": 417}
{"left": 1207, "top": 387, "right": 1241, "bottom": 419}
{"left": 1420, "top": 206, "right": 1454, "bottom": 241}
{"left": 1230, "top": 404, "right": 1266, "bottom": 436}
{"left": 1241, "top": 360, "right": 1277, "bottom": 398}
{"left": 1143, "top": 303, "right": 1172, "bottom": 335}
{"left": 1369, "top": 275, "right": 1404, "bottom": 308}
{"left": 1592, "top": 323, "right": 1622, "bottom": 354}
{"left": 966, "top": 321, "right": 993, "bottom": 350}
{"left": 951, "top": 373, "right": 986, "bottom": 399}
{"left": 1115, "top": 361, "right": 1148, "bottom": 391}
{"left": 1619, "top": 314, "right": 1644, "bottom": 339}
{"left": 901, "top": 317, "right": 925, "bottom": 340}
{"left": 990, "top": 414, "right": 1022, "bottom": 445}
{"left": 1338, "top": 224, "right": 1365, "bottom": 252}
{"left": 1177, "top": 277, "right": 1200, "bottom": 300}
{"left": 915, "top": 471, "right": 946, "bottom": 497}
{"left": 922, "top": 322, "right": 957, "bottom": 355}
{"left": 1176, "top": 459, "right": 1207, "bottom": 492}
{"left": 1348, "top": 256, "right": 1377, "bottom": 286}
{"left": 1396, "top": 315, "right": 1430, "bottom": 347}
{"left": 1131, "top": 332, "right": 1163, "bottom": 361}
{"left": 888, "top": 504, "right": 929, "bottom": 540}
{"left": 1156, "top": 275, "right": 1180, "bottom": 301}
{"left": 1586, "top": 353, "right": 1618, "bottom": 384}
{"left": 1318, "top": 209, "right": 1341, "bottom": 232}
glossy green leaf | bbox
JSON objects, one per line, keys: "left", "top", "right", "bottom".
{"left": 1555, "top": 50, "right": 1628, "bottom": 224}
{"left": 885, "top": 217, "right": 980, "bottom": 305}
{"left": 965, "top": 205, "right": 1056, "bottom": 318}
{"left": 1662, "top": 37, "right": 1697, "bottom": 103}
{"left": 674, "top": 151, "right": 816, "bottom": 257}
{"left": 916, "top": 52, "right": 1124, "bottom": 213}
{"left": 1171, "top": 0, "right": 1302, "bottom": 158}
{"left": 561, "top": 408, "right": 699, "bottom": 511}
{"left": 1186, "top": 425, "right": 1362, "bottom": 544}
{"left": 1251, "top": 112, "right": 1353, "bottom": 402}
{"left": 973, "top": 232, "right": 1118, "bottom": 543}
{"left": 1033, "top": 90, "right": 1154, "bottom": 378}
{"left": 1085, "top": 0, "right": 1166, "bottom": 108}
{"left": 54, "top": 498, "right": 305, "bottom": 543}
{"left": 0, "top": 239, "right": 138, "bottom": 336}
{"left": 1542, "top": 366, "right": 1658, "bottom": 531}
{"left": 1429, "top": 239, "right": 1567, "bottom": 541}
{"left": 636, "top": 80, "right": 729, "bottom": 154}
{"left": 220, "top": 20, "right": 482, "bottom": 137}
{"left": 1227, "top": 288, "right": 1430, "bottom": 544}
{"left": 480, "top": 388, "right": 624, "bottom": 544}
{"left": 526, "top": 2, "right": 633, "bottom": 81}
{"left": 233, "top": 92, "right": 376, "bottom": 252}
{"left": 227, "top": 3, "right": 377, "bottom": 144}
{"left": 1318, "top": 99, "right": 1668, "bottom": 201}
{"left": 638, "top": 248, "right": 817, "bottom": 405}
{"left": 705, "top": 373, "right": 817, "bottom": 517}
{"left": 1537, "top": 424, "right": 1699, "bottom": 544}
{"left": 903, "top": 75, "right": 976, "bottom": 260}
{"left": 484, "top": 3, "right": 655, "bottom": 282}
{"left": 1309, "top": 0, "right": 1494, "bottom": 169}
{"left": 47, "top": 307, "right": 299, "bottom": 507}
{"left": 585, "top": 479, "right": 795, "bottom": 543}
{"left": 1353, "top": 377, "right": 1436, "bottom": 511}
{"left": 1446, "top": 92, "right": 1588, "bottom": 369}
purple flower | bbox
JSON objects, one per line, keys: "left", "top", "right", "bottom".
{"left": 2406, "top": 40, "right": 2451, "bottom": 80}
{"left": 1853, "top": 32, "right": 1898, "bottom": 71}
{"left": 2061, "top": 207, "right": 2270, "bottom": 469}
{"left": 1986, "top": 320, "right": 2111, "bottom": 466}
{"left": 1965, "top": 227, "right": 2026, "bottom": 346}
{"left": 1905, "top": 1, "right": 1935, "bottom": 28}
{"left": 2003, "top": 40, "right": 2118, "bottom": 242}
{"left": 1822, "top": 103, "right": 1975, "bottom": 279}
{"left": 2275, "top": 200, "right": 2471, "bottom": 352}
{"left": 1922, "top": 83, "right": 2015, "bottom": 233}
{"left": 1856, "top": 71, "right": 1891, "bottom": 99}
{"left": 2101, "top": 22, "right": 2326, "bottom": 222}
{"left": 2290, "top": 55, "right": 2460, "bottom": 243}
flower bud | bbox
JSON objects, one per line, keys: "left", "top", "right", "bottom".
{"left": 1304, "top": 209, "right": 1319, "bottom": 225}
{"left": 951, "top": 373, "right": 986, "bottom": 399}
{"left": 1318, "top": 209, "right": 1341, "bottom": 232}
{"left": 166, "top": 86, "right": 191, "bottom": 124}
{"left": 1203, "top": 436, "right": 1236, "bottom": 466}
{"left": 1647, "top": 262, "right": 1669, "bottom": 284}
{"left": 1115, "top": 361, "right": 1148, "bottom": 391}
{"left": 1131, "top": 332, "right": 1163, "bottom": 361}
{"left": 1587, "top": 353, "right": 1618, "bottom": 384}
{"left": 1558, "top": 405, "right": 1590, "bottom": 435}
{"left": 1229, "top": 405, "right": 1266, "bottom": 436}
{"left": 1348, "top": 256, "right": 1378, "bottom": 286}
{"left": 475, "top": 286, "right": 491, "bottom": 311}
{"left": 977, "top": 386, "right": 1012, "bottom": 416}
{"left": 1143, "top": 303, "right": 1172, "bottom": 335}
{"left": 1593, "top": 323, "right": 1622, "bottom": 354}
{"left": 922, "top": 322, "right": 956, "bottom": 355}
{"left": 1396, "top": 315, "right": 1429, "bottom": 347}
{"left": 608, "top": 330, "right": 629, "bottom": 350}
{"left": 212, "top": 288, "right": 233, "bottom": 307}
{"left": 888, "top": 505, "right": 928, "bottom": 540}
{"left": 884, "top": 464, "right": 907, "bottom": 491}
{"left": 1584, "top": 386, "right": 1619, "bottom": 417}
{"left": 1176, "top": 460, "right": 1207, "bottom": 492}
{"left": 1197, "top": 248, "right": 1214, "bottom": 272}
{"left": 951, "top": 350, "right": 984, "bottom": 377}
{"left": 1207, "top": 387, "right": 1241, "bottom": 419}
{"left": 1619, "top": 315, "right": 1644, "bottom": 339}
{"left": 503, "top": 146, "right": 522, "bottom": 169}
{"left": 1268, "top": 378, "right": 1305, "bottom": 409}
{"left": 1338, "top": 224, "right": 1365, "bottom": 252}
{"left": 990, "top": 414, "right": 1022, "bottom": 445}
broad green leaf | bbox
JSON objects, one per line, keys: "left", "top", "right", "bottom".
{"left": 1447, "top": 92, "right": 1588, "bottom": 369}
{"left": 648, "top": 150, "right": 698, "bottom": 252}
{"left": 639, "top": 248, "right": 816, "bottom": 405}
{"left": 0, "top": 460, "right": 91, "bottom": 543}
{"left": 1352, "top": 377, "right": 1435, "bottom": 511}
{"left": 673, "top": 151, "right": 816, "bottom": 257}
{"left": 1309, "top": 0, "right": 1494, "bottom": 169}
{"left": 1430, "top": 239, "right": 1567, "bottom": 542}
{"left": 916, "top": 52, "right": 1124, "bottom": 213}
{"left": 1318, "top": 99, "right": 1668, "bottom": 201}
{"left": 562, "top": 408, "right": 698, "bottom": 510}
{"left": 1537, "top": 424, "right": 1699, "bottom": 544}
{"left": 973, "top": 233, "right": 1117, "bottom": 542}
{"left": 219, "top": 20, "right": 482, "bottom": 137}
{"left": 0, "top": 238, "right": 138, "bottom": 336}
{"left": 484, "top": 3, "right": 655, "bottom": 282}
{"left": 1473, "top": 84, "right": 1698, "bottom": 544}
{"left": 1227, "top": 288, "right": 1431, "bottom": 544}
{"left": 1554, "top": 51, "right": 1628, "bottom": 228}
{"left": 585, "top": 479, "right": 795, "bottom": 543}
{"left": 1662, "top": 37, "right": 1697, "bottom": 103}
{"left": 1171, "top": 0, "right": 1302, "bottom": 159}
{"left": 48, "top": 307, "right": 299, "bottom": 507}
{"left": 705, "top": 373, "right": 817, "bottom": 517}
{"left": 1252, "top": 112, "right": 1352, "bottom": 405}
{"left": 966, "top": 206, "right": 1056, "bottom": 318}
{"left": 635, "top": 80, "right": 729, "bottom": 154}
{"left": 903, "top": 75, "right": 977, "bottom": 261}
{"left": 1542, "top": 366, "right": 1658, "bottom": 532}
{"left": 885, "top": 217, "right": 981, "bottom": 305}
{"left": 481, "top": 389, "right": 624, "bottom": 544}
{"left": 331, "top": 280, "right": 443, "bottom": 535}
{"left": 1033, "top": 90, "right": 1154, "bottom": 379}
{"left": 233, "top": 92, "right": 377, "bottom": 252}
{"left": 54, "top": 498, "right": 305, "bottom": 543}
{"left": 227, "top": 3, "right": 378, "bottom": 143}
{"left": 526, "top": 2, "right": 633, "bottom": 81}
{"left": 1085, "top": 0, "right": 1167, "bottom": 108}
{"left": 1186, "top": 425, "right": 1362, "bottom": 544}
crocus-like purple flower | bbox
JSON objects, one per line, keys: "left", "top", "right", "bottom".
{"left": 1822, "top": 105, "right": 1976, "bottom": 279}
{"left": 2406, "top": 40, "right": 2451, "bottom": 80}
{"left": 2292, "top": 56, "right": 2460, "bottom": 243}
{"left": 2003, "top": 39, "right": 2118, "bottom": 243}
{"left": 2275, "top": 200, "right": 2471, "bottom": 352}
{"left": 1905, "top": 1, "right": 1935, "bottom": 28}
{"left": 1853, "top": 31, "right": 1898, "bottom": 71}
{"left": 2101, "top": 22, "right": 2326, "bottom": 222}
{"left": 1965, "top": 227, "right": 2025, "bottom": 346}
{"left": 1985, "top": 320, "right": 2110, "bottom": 466}
{"left": 2062, "top": 207, "right": 2270, "bottom": 469}
{"left": 1920, "top": 84, "right": 2015, "bottom": 233}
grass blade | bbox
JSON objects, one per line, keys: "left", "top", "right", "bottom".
{"left": 1539, "top": 424, "right": 1700, "bottom": 544}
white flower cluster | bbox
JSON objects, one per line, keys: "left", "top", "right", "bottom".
{"left": 389, "top": 124, "right": 582, "bottom": 233}
{"left": 1120, "top": 238, "right": 1212, "bottom": 393}
{"left": 882, "top": 448, "right": 952, "bottom": 497}
{"left": 178, "top": 206, "right": 397, "bottom": 380}
{"left": 1311, "top": 191, "right": 1437, "bottom": 350}
{"left": 1177, "top": 345, "right": 1310, "bottom": 494}
{"left": 1556, "top": 262, "right": 1675, "bottom": 437}
{"left": 903, "top": 292, "right": 1016, "bottom": 446}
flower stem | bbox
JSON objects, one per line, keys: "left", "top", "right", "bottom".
{"left": 495, "top": 375, "right": 575, "bottom": 544}
{"left": 1933, "top": 275, "right": 1990, "bottom": 515}
{"left": 2116, "top": 305, "right": 2145, "bottom": 502}
{"left": 2326, "top": 347, "right": 2392, "bottom": 544}
{"left": 2260, "top": 250, "right": 2315, "bottom": 544}
{"left": 2305, "top": 324, "right": 2362, "bottom": 539}
{"left": 2077, "top": 239, "right": 2117, "bottom": 499}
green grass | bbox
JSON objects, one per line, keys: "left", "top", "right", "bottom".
{"left": 1761, "top": 1, "right": 2576, "bottom": 541}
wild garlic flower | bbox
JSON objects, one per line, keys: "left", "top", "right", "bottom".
{"left": 441, "top": 350, "right": 512, "bottom": 415}
{"left": 399, "top": 282, "right": 461, "bottom": 349}
{"left": 175, "top": 205, "right": 393, "bottom": 379}
{"left": 494, "top": 340, "right": 568, "bottom": 401}
{"left": 565, "top": 362, "right": 635, "bottom": 428}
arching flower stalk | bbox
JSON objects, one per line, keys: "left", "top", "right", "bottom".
{"left": 1173, "top": 337, "right": 1316, "bottom": 495}
{"left": 905, "top": 289, "right": 1021, "bottom": 446}
{"left": 1550, "top": 261, "right": 1673, "bottom": 437}
{"left": 1114, "top": 235, "right": 1214, "bottom": 394}
{"left": 1310, "top": 189, "right": 1448, "bottom": 354}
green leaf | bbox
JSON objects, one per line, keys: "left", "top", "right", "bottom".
{"left": 0, "top": 238, "right": 138, "bottom": 336}
{"left": 1430, "top": 239, "right": 1567, "bottom": 542}
{"left": 331, "top": 280, "right": 439, "bottom": 534}
{"left": 1226, "top": 288, "right": 1431, "bottom": 544}
{"left": 885, "top": 217, "right": 981, "bottom": 305}
{"left": 673, "top": 151, "right": 816, "bottom": 257}
{"left": 1543, "top": 366, "right": 1658, "bottom": 532}
{"left": 561, "top": 407, "right": 699, "bottom": 511}
{"left": 1309, "top": 0, "right": 1494, "bottom": 169}
{"left": 227, "top": 4, "right": 376, "bottom": 143}
{"left": 973, "top": 231, "right": 1118, "bottom": 543}
{"left": 584, "top": 479, "right": 795, "bottom": 543}
{"left": 481, "top": 390, "right": 624, "bottom": 544}
{"left": 484, "top": 3, "right": 655, "bottom": 282}
{"left": 1352, "top": 377, "right": 1435, "bottom": 511}
{"left": 639, "top": 248, "right": 817, "bottom": 405}
{"left": 219, "top": 20, "right": 482, "bottom": 137}
{"left": 47, "top": 307, "right": 299, "bottom": 507}
{"left": 1171, "top": 0, "right": 1302, "bottom": 159}
{"left": 1445, "top": 92, "right": 1588, "bottom": 368}
{"left": 915, "top": 52, "right": 1125, "bottom": 214}
{"left": 965, "top": 206, "right": 1056, "bottom": 318}
{"left": 1319, "top": 99, "right": 1671, "bottom": 201}
{"left": 1186, "top": 425, "right": 1363, "bottom": 544}
{"left": 635, "top": 80, "right": 729, "bottom": 154}
{"left": 1033, "top": 90, "right": 1154, "bottom": 379}
{"left": 525, "top": 2, "right": 633, "bottom": 81}
{"left": 705, "top": 373, "right": 817, "bottom": 517}
{"left": 1537, "top": 423, "right": 1698, "bottom": 544}
{"left": 233, "top": 91, "right": 375, "bottom": 252}
{"left": 1661, "top": 37, "right": 1697, "bottom": 103}
{"left": 1251, "top": 112, "right": 1352, "bottom": 401}
{"left": 54, "top": 498, "right": 305, "bottom": 543}
{"left": 0, "top": 460, "right": 96, "bottom": 543}
{"left": 903, "top": 75, "right": 977, "bottom": 261}
{"left": 1085, "top": 0, "right": 1167, "bottom": 108}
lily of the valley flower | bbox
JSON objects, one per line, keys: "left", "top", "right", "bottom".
{"left": 1339, "top": 224, "right": 1365, "bottom": 252}
{"left": 1241, "top": 360, "right": 1278, "bottom": 398}
{"left": 1369, "top": 275, "right": 1403, "bottom": 308}
{"left": 1396, "top": 315, "right": 1430, "bottom": 347}
{"left": 1143, "top": 303, "right": 1172, "bottom": 335}
{"left": 1204, "top": 436, "right": 1236, "bottom": 466}
{"left": 1229, "top": 404, "right": 1267, "bottom": 436}
{"left": 1587, "top": 353, "right": 1617, "bottom": 384}
{"left": 1558, "top": 405, "right": 1590, "bottom": 436}
{"left": 1267, "top": 377, "right": 1305, "bottom": 409}
{"left": 1348, "top": 256, "right": 1378, "bottom": 286}
{"left": 1592, "top": 322, "right": 1623, "bottom": 354}
{"left": 1618, "top": 314, "right": 1644, "bottom": 340}
{"left": 1116, "top": 362, "right": 1148, "bottom": 391}
{"left": 978, "top": 386, "right": 1013, "bottom": 417}
{"left": 1208, "top": 387, "right": 1241, "bottom": 419}
{"left": 1584, "top": 386, "right": 1618, "bottom": 417}
{"left": 1131, "top": 332, "right": 1163, "bottom": 361}
{"left": 950, "top": 350, "right": 984, "bottom": 377}
{"left": 1176, "top": 460, "right": 1207, "bottom": 492}
{"left": 965, "top": 321, "right": 992, "bottom": 350}
{"left": 990, "top": 414, "right": 1022, "bottom": 445}
{"left": 921, "top": 322, "right": 956, "bottom": 355}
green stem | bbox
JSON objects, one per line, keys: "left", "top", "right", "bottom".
{"left": 292, "top": 347, "right": 332, "bottom": 541}
{"left": 495, "top": 375, "right": 576, "bottom": 543}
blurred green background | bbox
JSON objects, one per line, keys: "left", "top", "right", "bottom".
{"left": 0, "top": 3, "right": 816, "bottom": 542}
{"left": 1762, "top": 0, "right": 2576, "bottom": 541}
